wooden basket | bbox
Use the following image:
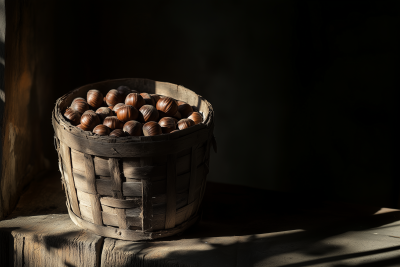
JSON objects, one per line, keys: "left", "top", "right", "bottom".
{"left": 52, "top": 78, "right": 214, "bottom": 241}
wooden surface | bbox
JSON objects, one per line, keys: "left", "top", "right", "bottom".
{"left": 2, "top": 171, "right": 400, "bottom": 266}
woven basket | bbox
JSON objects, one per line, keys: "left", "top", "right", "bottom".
{"left": 52, "top": 78, "right": 215, "bottom": 241}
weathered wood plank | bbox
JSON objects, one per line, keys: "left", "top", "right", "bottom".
{"left": 109, "top": 158, "right": 128, "bottom": 229}
{"left": 141, "top": 157, "right": 153, "bottom": 231}
{"left": 61, "top": 142, "right": 81, "bottom": 217}
{"left": 100, "top": 197, "right": 141, "bottom": 209}
{"left": 0, "top": 214, "right": 103, "bottom": 267}
{"left": 165, "top": 155, "right": 177, "bottom": 229}
{"left": 53, "top": 118, "right": 209, "bottom": 157}
{"left": 84, "top": 153, "right": 103, "bottom": 225}
{"left": 186, "top": 146, "right": 198, "bottom": 220}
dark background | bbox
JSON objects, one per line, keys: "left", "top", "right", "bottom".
{"left": 33, "top": 0, "right": 400, "bottom": 208}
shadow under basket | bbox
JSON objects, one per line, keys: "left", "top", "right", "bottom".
{"left": 52, "top": 78, "right": 215, "bottom": 241}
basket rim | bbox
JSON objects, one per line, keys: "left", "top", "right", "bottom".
{"left": 53, "top": 78, "right": 214, "bottom": 144}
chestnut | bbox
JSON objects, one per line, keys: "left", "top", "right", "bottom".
{"left": 177, "top": 118, "right": 195, "bottom": 130}
{"left": 77, "top": 124, "right": 89, "bottom": 131}
{"left": 188, "top": 112, "right": 203, "bottom": 125}
{"left": 96, "top": 107, "right": 113, "bottom": 122}
{"left": 156, "top": 96, "right": 178, "bottom": 117}
{"left": 87, "top": 89, "right": 104, "bottom": 109}
{"left": 117, "top": 85, "right": 131, "bottom": 98}
{"left": 72, "top": 97, "right": 86, "bottom": 104}
{"left": 143, "top": 121, "right": 162, "bottom": 136}
{"left": 176, "top": 100, "right": 187, "bottom": 106}
{"left": 151, "top": 94, "right": 161, "bottom": 104}
{"left": 113, "top": 103, "right": 126, "bottom": 113}
{"left": 83, "top": 109, "right": 96, "bottom": 115}
{"left": 123, "top": 120, "right": 142, "bottom": 136}
{"left": 158, "top": 117, "right": 176, "bottom": 133}
{"left": 105, "top": 89, "right": 125, "bottom": 106}
{"left": 139, "top": 105, "right": 159, "bottom": 122}
{"left": 109, "top": 129, "right": 125, "bottom": 137}
{"left": 117, "top": 105, "right": 139, "bottom": 122}
{"left": 93, "top": 125, "right": 111, "bottom": 136}
{"left": 178, "top": 103, "right": 193, "bottom": 118}
{"left": 80, "top": 112, "right": 100, "bottom": 131}
{"left": 140, "top": 92, "right": 155, "bottom": 106}
{"left": 125, "top": 93, "right": 145, "bottom": 109}
{"left": 171, "top": 130, "right": 180, "bottom": 133}
{"left": 64, "top": 108, "right": 81, "bottom": 126}
{"left": 173, "top": 111, "right": 182, "bottom": 120}
{"left": 103, "top": 116, "right": 124, "bottom": 130}
{"left": 71, "top": 99, "right": 89, "bottom": 114}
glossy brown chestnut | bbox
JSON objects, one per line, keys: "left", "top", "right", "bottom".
{"left": 80, "top": 112, "right": 100, "bottom": 131}
{"left": 64, "top": 108, "right": 81, "bottom": 126}
{"left": 171, "top": 130, "right": 180, "bottom": 133}
{"left": 72, "top": 97, "right": 86, "bottom": 104}
{"left": 83, "top": 109, "right": 96, "bottom": 115}
{"left": 87, "top": 89, "right": 104, "bottom": 109}
{"left": 156, "top": 96, "right": 178, "bottom": 116}
{"left": 109, "top": 129, "right": 125, "bottom": 137}
{"left": 188, "top": 112, "right": 203, "bottom": 125}
{"left": 93, "top": 124, "right": 111, "bottom": 136}
{"left": 113, "top": 103, "right": 126, "bottom": 113}
{"left": 96, "top": 107, "right": 113, "bottom": 122}
{"left": 178, "top": 103, "right": 193, "bottom": 118}
{"left": 176, "top": 100, "right": 187, "bottom": 106}
{"left": 125, "top": 93, "right": 145, "bottom": 109}
{"left": 123, "top": 120, "right": 143, "bottom": 136}
{"left": 158, "top": 117, "right": 176, "bottom": 133}
{"left": 140, "top": 92, "right": 155, "bottom": 106}
{"left": 173, "top": 111, "right": 182, "bottom": 120}
{"left": 151, "top": 94, "right": 161, "bottom": 104}
{"left": 117, "top": 85, "right": 131, "bottom": 98}
{"left": 177, "top": 118, "right": 195, "bottom": 130}
{"left": 143, "top": 121, "right": 162, "bottom": 136}
{"left": 77, "top": 124, "right": 89, "bottom": 131}
{"left": 103, "top": 116, "right": 124, "bottom": 130}
{"left": 105, "top": 89, "right": 125, "bottom": 106}
{"left": 139, "top": 105, "right": 159, "bottom": 122}
{"left": 71, "top": 99, "right": 89, "bottom": 114}
{"left": 117, "top": 105, "right": 139, "bottom": 122}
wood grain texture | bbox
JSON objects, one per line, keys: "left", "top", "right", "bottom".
{"left": 61, "top": 142, "right": 81, "bottom": 217}
{"left": 185, "top": 146, "right": 198, "bottom": 220}
{"left": 0, "top": 0, "right": 55, "bottom": 219}
{"left": 108, "top": 158, "right": 129, "bottom": 229}
{"left": 84, "top": 153, "right": 103, "bottom": 225}
{"left": 100, "top": 197, "right": 141, "bottom": 209}
{"left": 53, "top": 116, "right": 209, "bottom": 158}
{"left": 165, "top": 155, "right": 177, "bottom": 229}
{"left": 68, "top": 205, "right": 199, "bottom": 241}
{"left": 141, "top": 157, "right": 153, "bottom": 231}
{"left": 0, "top": 214, "right": 104, "bottom": 267}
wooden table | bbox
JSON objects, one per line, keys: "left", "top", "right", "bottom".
{"left": 1, "top": 171, "right": 400, "bottom": 267}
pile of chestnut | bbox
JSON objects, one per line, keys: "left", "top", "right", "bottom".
{"left": 63, "top": 86, "right": 203, "bottom": 137}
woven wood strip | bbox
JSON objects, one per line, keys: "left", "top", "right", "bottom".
{"left": 185, "top": 146, "right": 198, "bottom": 220}
{"left": 140, "top": 157, "right": 153, "bottom": 231}
{"left": 60, "top": 142, "right": 81, "bottom": 217}
{"left": 84, "top": 153, "right": 103, "bottom": 225}
{"left": 165, "top": 154, "right": 177, "bottom": 229}
{"left": 100, "top": 197, "right": 141, "bottom": 209}
{"left": 67, "top": 203, "right": 200, "bottom": 241}
{"left": 53, "top": 117, "right": 209, "bottom": 157}
{"left": 108, "top": 158, "right": 129, "bottom": 229}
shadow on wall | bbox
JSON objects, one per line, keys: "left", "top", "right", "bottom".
{"left": 48, "top": 0, "right": 400, "bottom": 208}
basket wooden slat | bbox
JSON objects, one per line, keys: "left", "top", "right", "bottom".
{"left": 53, "top": 78, "right": 214, "bottom": 241}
